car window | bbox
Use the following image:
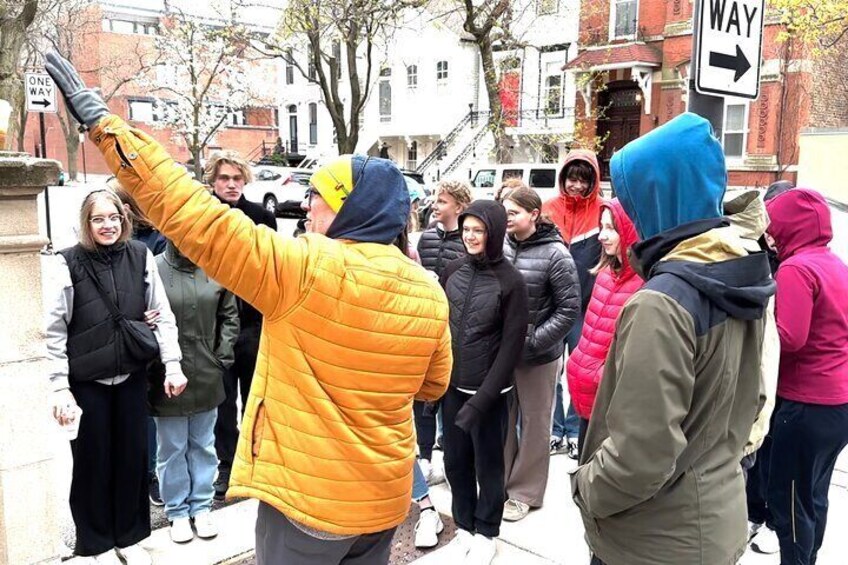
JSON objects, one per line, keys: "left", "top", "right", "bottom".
{"left": 503, "top": 169, "right": 524, "bottom": 182}
{"left": 529, "top": 168, "right": 556, "bottom": 189}
{"left": 257, "top": 169, "right": 281, "bottom": 181}
{"left": 473, "top": 169, "right": 496, "bottom": 188}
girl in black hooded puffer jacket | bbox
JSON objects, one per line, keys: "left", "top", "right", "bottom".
{"left": 439, "top": 200, "right": 528, "bottom": 563}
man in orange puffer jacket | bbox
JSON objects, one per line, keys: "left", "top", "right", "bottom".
{"left": 46, "top": 52, "right": 452, "bottom": 565}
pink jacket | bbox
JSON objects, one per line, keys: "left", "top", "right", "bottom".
{"left": 766, "top": 188, "right": 848, "bottom": 405}
{"left": 566, "top": 199, "right": 642, "bottom": 419}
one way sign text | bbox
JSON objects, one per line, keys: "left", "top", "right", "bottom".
{"left": 25, "top": 72, "right": 57, "bottom": 114}
{"left": 695, "top": 0, "right": 765, "bottom": 100}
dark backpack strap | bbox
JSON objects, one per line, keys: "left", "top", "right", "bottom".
{"left": 78, "top": 257, "right": 125, "bottom": 322}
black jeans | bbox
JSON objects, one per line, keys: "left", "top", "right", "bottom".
{"left": 69, "top": 372, "right": 151, "bottom": 556}
{"left": 413, "top": 400, "right": 438, "bottom": 461}
{"left": 747, "top": 401, "right": 779, "bottom": 525}
{"left": 255, "top": 502, "right": 396, "bottom": 565}
{"left": 767, "top": 399, "right": 848, "bottom": 565}
{"left": 442, "top": 386, "right": 508, "bottom": 537}
{"left": 215, "top": 328, "right": 260, "bottom": 473}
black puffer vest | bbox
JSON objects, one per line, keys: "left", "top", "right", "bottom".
{"left": 417, "top": 225, "right": 466, "bottom": 278}
{"left": 59, "top": 241, "right": 149, "bottom": 382}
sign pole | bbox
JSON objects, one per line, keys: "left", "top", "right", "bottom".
{"left": 690, "top": 0, "right": 725, "bottom": 134}
{"left": 79, "top": 132, "right": 88, "bottom": 183}
{"left": 39, "top": 112, "right": 52, "bottom": 249}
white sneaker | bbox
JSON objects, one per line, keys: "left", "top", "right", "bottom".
{"left": 414, "top": 508, "right": 444, "bottom": 548}
{"left": 193, "top": 511, "right": 219, "bottom": 539}
{"left": 443, "top": 528, "right": 474, "bottom": 561}
{"left": 427, "top": 459, "right": 446, "bottom": 486}
{"left": 466, "top": 533, "right": 497, "bottom": 565}
{"left": 747, "top": 520, "right": 762, "bottom": 542}
{"left": 419, "top": 459, "right": 433, "bottom": 481}
{"left": 88, "top": 549, "right": 122, "bottom": 565}
{"left": 751, "top": 526, "right": 780, "bottom": 554}
{"left": 170, "top": 517, "right": 194, "bottom": 543}
{"left": 114, "top": 544, "right": 151, "bottom": 565}
{"left": 503, "top": 499, "right": 530, "bottom": 522}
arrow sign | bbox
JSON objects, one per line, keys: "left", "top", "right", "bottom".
{"left": 695, "top": 0, "right": 764, "bottom": 99}
{"left": 708, "top": 45, "right": 751, "bottom": 82}
{"left": 25, "top": 72, "right": 57, "bottom": 113}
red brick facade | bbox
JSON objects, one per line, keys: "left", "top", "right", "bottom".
{"left": 568, "top": 0, "right": 809, "bottom": 188}
{"left": 23, "top": 4, "right": 280, "bottom": 178}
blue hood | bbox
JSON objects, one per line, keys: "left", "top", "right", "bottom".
{"left": 611, "top": 112, "right": 726, "bottom": 241}
{"left": 326, "top": 155, "right": 411, "bottom": 244}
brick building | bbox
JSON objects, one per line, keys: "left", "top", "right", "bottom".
{"left": 24, "top": 1, "right": 282, "bottom": 179}
{"left": 564, "top": 0, "right": 811, "bottom": 187}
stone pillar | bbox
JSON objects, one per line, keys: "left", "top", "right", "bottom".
{"left": 0, "top": 152, "right": 61, "bottom": 564}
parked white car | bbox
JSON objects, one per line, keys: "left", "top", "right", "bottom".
{"left": 243, "top": 167, "right": 309, "bottom": 218}
{"left": 469, "top": 163, "right": 560, "bottom": 202}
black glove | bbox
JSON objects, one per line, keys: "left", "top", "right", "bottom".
{"left": 454, "top": 402, "right": 483, "bottom": 434}
{"left": 44, "top": 51, "right": 109, "bottom": 129}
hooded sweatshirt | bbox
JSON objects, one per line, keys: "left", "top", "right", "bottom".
{"left": 566, "top": 199, "right": 642, "bottom": 420}
{"left": 441, "top": 200, "right": 528, "bottom": 417}
{"left": 542, "top": 150, "right": 604, "bottom": 312}
{"left": 571, "top": 113, "right": 775, "bottom": 565}
{"left": 766, "top": 188, "right": 848, "bottom": 405}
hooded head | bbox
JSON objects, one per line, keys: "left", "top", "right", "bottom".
{"left": 764, "top": 179, "right": 794, "bottom": 202}
{"left": 612, "top": 113, "right": 726, "bottom": 241}
{"left": 765, "top": 188, "right": 832, "bottom": 261}
{"left": 598, "top": 198, "right": 638, "bottom": 279}
{"left": 459, "top": 200, "right": 508, "bottom": 262}
{"left": 308, "top": 154, "right": 410, "bottom": 244}
{"left": 723, "top": 191, "right": 769, "bottom": 254}
{"left": 557, "top": 149, "right": 601, "bottom": 200}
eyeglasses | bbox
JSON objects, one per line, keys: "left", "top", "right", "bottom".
{"left": 89, "top": 214, "right": 123, "bottom": 226}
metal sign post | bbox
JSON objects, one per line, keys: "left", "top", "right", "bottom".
{"left": 26, "top": 72, "right": 58, "bottom": 251}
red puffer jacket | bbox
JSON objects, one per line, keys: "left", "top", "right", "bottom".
{"left": 566, "top": 199, "right": 642, "bottom": 420}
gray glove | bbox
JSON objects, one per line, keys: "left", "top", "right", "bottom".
{"left": 44, "top": 51, "right": 109, "bottom": 130}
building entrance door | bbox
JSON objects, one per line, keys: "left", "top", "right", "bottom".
{"left": 596, "top": 81, "right": 642, "bottom": 181}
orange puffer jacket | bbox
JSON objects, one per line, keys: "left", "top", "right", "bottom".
{"left": 90, "top": 116, "right": 452, "bottom": 535}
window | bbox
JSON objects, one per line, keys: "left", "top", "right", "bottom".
{"left": 288, "top": 105, "right": 298, "bottom": 154}
{"left": 720, "top": 101, "right": 749, "bottom": 159}
{"left": 308, "top": 60, "right": 316, "bottom": 81}
{"left": 229, "top": 109, "right": 246, "bottom": 127}
{"left": 380, "top": 66, "right": 392, "bottom": 77}
{"left": 407, "top": 65, "right": 418, "bottom": 88}
{"left": 529, "top": 168, "right": 557, "bottom": 188}
{"left": 503, "top": 169, "right": 523, "bottom": 182}
{"left": 102, "top": 18, "right": 158, "bottom": 35}
{"left": 332, "top": 41, "right": 342, "bottom": 80}
{"left": 436, "top": 61, "right": 449, "bottom": 82}
{"left": 128, "top": 100, "right": 157, "bottom": 123}
{"left": 379, "top": 79, "right": 392, "bottom": 122}
{"left": 612, "top": 0, "right": 638, "bottom": 38}
{"left": 285, "top": 49, "right": 294, "bottom": 85}
{"left": 472, "top": 169, "right": 496, "bottom": 188}
{"left": 544, "top": 64, "right": 563, "bottom": 116}
{"left": 308, "top": 103, "right": 318, "bottom": 145}
{"left": 407, "top": 141, "right": 418, "bottom": 170}
{"left": 537, "top": 0, "right": 559, "bottom": 15}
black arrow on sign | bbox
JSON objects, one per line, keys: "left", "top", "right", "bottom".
{"left": 709, "top": 45, "right": 751, "bottom": 82}
{"left": 32, "top": 98, "right": 52, "bottom": 108}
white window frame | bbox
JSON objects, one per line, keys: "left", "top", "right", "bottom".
{"left": 543, "top": 64, "right": 564, "bottom": 117}
{"left": 406, "top": 141, "right": 418, "bottom": 170}
{"left": 609, "top": 0, "right": 639, "bottom": 41}
{"left": 407, "top": 64, "right": 418, "bottom": 88}
{"left": 128, "top": 99, "right": 157, "bottom": 123}
{"left": 720, "top": 98, "right": 750, "bottom": 162}
{"left": 436, "top": 60, "right": 449, "bottom": 82}
{"left": 228, "top": 108, "right": 246, "bottom": 127}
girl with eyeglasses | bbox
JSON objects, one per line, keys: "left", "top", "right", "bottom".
{"left": 45, "top": 189, "right": 186, "bottom": 564}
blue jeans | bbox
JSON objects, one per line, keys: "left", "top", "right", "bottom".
{"left": 412, "top": 459, "right": 429, "bottom": 502}
{"left": 155, "top": 409, "right": 218, "bottom": 520}
{"left": 552, "top": 318, "right": 583, "bottom": 440}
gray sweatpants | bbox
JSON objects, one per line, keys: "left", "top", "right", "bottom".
{"left": 255, "top": 502, "right": 397, "bottom": 565}
{"left": 504, "top": 358, "right": 560, "bottom": 507}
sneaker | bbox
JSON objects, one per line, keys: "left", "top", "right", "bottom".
{"left": 88, "top": 549, "right": 122, "bottom": 565}
{"left": 414, "top": 508, "right": 444, "bottom": 548}
{"left": 443, "top": 528, "right": 474, "bottom": 561}
{"left": 433, "top": 436, "right": 443, "bottom": 451}
{"left": 213, "top": 471, "right": 229, "bottom": 501}
{"left": 747, "top": 521, "right": 762, "bottom": 542}
{"left": 114, "top": 544, "right": 151, "bottom": 565}
{"left": 419, "top": 458, "right": 433, "bottom": 481}
{"left": 426, "top": 460, "right": 446, "bottom": 486}
{"left": 193, "top": 511, "right": 219, "bottom": 539}
{"left": 466, "top": 533, "right": 497, "bottom": 565}
{"left": 169, "top": 517, "right": 194, "bottom": 544}
{"left": 148, "top": 476, "right": 164, "bottom": 507}
{"left": 550, "top": 436, "right": 568, "bottom": 455}
{"left": 750, "top": 526, "right": 780, "bottom": 554}
{"left": 566, "top": 438, "right": 579, "bottom": 460}
{"left": 503, "top": 499, "right": 530, "bottom": 522}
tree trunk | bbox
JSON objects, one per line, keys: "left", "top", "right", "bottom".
{"left": 0, "top": 0, "right": 38, "bottom": 151}
{"left": 65, "top": 130, "right": 79, "bottom": 181}
{"left": 477, "top": 35, "right": 511, "bottom": 163}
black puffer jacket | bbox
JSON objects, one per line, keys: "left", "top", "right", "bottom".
{"left": 417, "top": 225, "right": 466, "bottom": 278}
{"left": 441, "top": 201, "right": 528, "bottom": 418}
{"left": 504, "top": 223, "right": 580, "bottom": 365}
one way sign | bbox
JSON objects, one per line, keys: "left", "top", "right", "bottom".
{"left": 25, "top": 72, "right": 57, "bottom": 113}
{"left": 695, "top": 0, "right": 765, "bottom": 100}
